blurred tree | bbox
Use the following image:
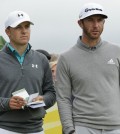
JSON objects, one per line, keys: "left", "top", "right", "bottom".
{"left": 0, "top": 36, "right": 6, "bottom": 50}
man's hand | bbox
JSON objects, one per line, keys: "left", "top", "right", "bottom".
{"left": 32, "top": 95, "right": 43, "bottom": 102}
{"left": 9, "top": 96, "right": 26, "bottom": 109}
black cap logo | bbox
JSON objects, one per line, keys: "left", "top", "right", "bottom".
{"left": 18, "top": 13, "right": 23, "bottom": 17}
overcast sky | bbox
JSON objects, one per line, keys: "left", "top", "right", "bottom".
{"left": 0, "top": 0, "right": 120, "bottom": 54}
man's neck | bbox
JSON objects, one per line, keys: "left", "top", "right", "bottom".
{"left": 10, "top": 42, "right": 28, "bottom": 56}
{"left": 81, "top": 36, "right": 100, "bottom": 47}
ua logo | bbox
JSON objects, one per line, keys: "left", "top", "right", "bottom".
{"left": 32, "top": 64, "right": 38, "bottom": 68}
{"left": 18, "top": 13, "right": 23, "bottom": 17}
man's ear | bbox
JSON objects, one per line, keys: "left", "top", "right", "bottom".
{"left": 78, "top": 20, "right": 83, "bottom": 28}
{"left": 5, "top": 28, "right": 10, "bottom": 37}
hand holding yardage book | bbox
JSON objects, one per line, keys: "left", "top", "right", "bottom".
{"left": 27, "top": 92, "right": 45, "bottom": 108}
{"left": 12, "top": 88, "right": 45, "bottom": 108}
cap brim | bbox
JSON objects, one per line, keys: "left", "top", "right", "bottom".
{"left": 80, "top": 13, "right": 108, "bottom": 20}
{"left": 10, "top": 19, "right": 34, "bottom": 28}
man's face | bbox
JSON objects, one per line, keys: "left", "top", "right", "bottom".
{"left": 51, "top": 64, "right": 57, "bottom": 82}
{"left": 6, "top": 21, "right": 31, "bottom": 46}
{"left": 79, "top": 15, "right": 105, "bottom": 40}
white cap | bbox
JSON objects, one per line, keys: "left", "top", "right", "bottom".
{"left": 79, "top": 3, "right": 108, "bottom": 20}
{"left": 5, "top": 10, "right": 34, "bottom": 29}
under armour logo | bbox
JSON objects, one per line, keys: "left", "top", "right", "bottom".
{"left": 18, "top": 13, "right": 23, "bottom": 17}
{"left": 32, "top": 64, "right": 38, "bottom": 68}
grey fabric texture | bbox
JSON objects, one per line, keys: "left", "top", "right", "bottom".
{"left": 56, "top": 37, "right": 120, "bottom": 134}
{"left": 0, "top": 44, "right": 56, "bottom": 133}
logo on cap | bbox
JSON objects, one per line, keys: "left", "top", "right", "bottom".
{"left": 18, "top": 13, "right": 24, "bottom": 17}
{"left": 85, "top": 8, "right": 102, "bottom": 12}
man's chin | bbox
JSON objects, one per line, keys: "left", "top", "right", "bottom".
{"left": 20, "top": 41, "right": 29, "bottom": 45}
{"left": 90, "top": 35, "right": 100, "bottom": 40}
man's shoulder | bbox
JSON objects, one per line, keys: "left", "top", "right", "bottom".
{"left": 103, "top": 40, "right": 120, "bottom": 49}
{"left": 58, "top": 46, "right": 78, "bottom": 65}
{"left": 32, "top": 49, "right": 48, "bottom": 60}
{"left": 60, "top": 45, "right": 77, "bottom": 57}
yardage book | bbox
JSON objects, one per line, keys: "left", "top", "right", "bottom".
{"left": 12, "top": 88, "right": 45, "bottom": 108}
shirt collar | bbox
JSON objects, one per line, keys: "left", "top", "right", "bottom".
{"left": 7, "top": 43, "right": 31, "bottom": 56}
{"left": 77, "top": 36, "right": 102, "bottom": 51}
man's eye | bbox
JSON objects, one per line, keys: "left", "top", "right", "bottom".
{"left": 87, "top": 19, "right": 92, "bottom": 21}
{"left": 26, "top": 25, "right": 30, "bottom": 28}
{"left": 16, "top": 26, "right": 21, "bottom": 29}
